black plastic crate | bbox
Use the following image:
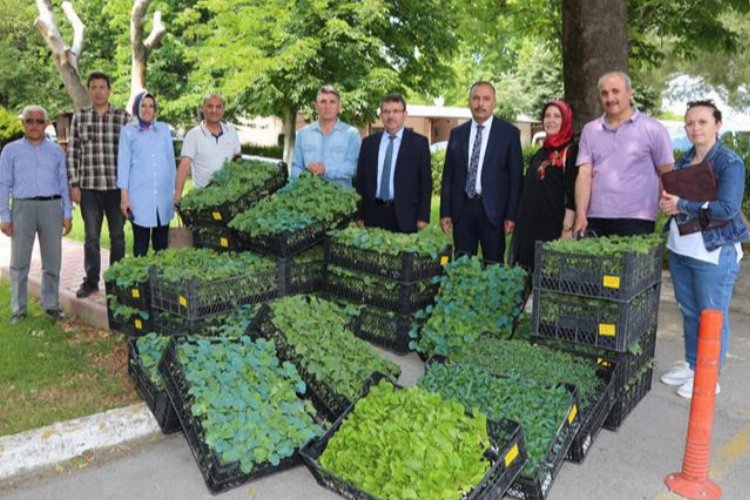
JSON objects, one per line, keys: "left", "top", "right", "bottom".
{"left": 277, "top": 255, "right": 324, "bottom": 296}
{"left": 534, "top": 240, "right": 664, "bottom": 302}
{"left": 349, "top": 305, "right": 418, "bottom": 354}
{"left": 127, "top": 339, "right": 180, "bottom": 434}
{"left": 566, "top": 364, "right": 617, "bottom": 464}
{"left": 107, "top": 306, "right": 152, "bottom": 338}
{"left": 105, "top": 278, "right": 151, "bottom": 310}
{"left": 533, "top": 283, "right": 660, "bottom": 352}
{"left": 149, "top": 266, "right": 278, "bottom": 321}
{"left": 324, "top": 236, "right": 452, "bottom": 282}
{"left": 300, "top": 373, "right": 527, "bottom": 500}
{"left": 233, "top": 214, "right": 355, "bottom": 259}
{"left": 192, "top": 225, "right": 238, "bottom": 253}
{"left": 322, "top": 269, "right": 438, "bottom": 315}
{"left": 152, "top": 310, "right": 219, "bottom": 337}
{"left": 604, "top": 367, "right": 654, "bottom": 431}
{"left": 158, "top": 336, "right": 311, "bottom": 494}
{"left": 178, "top": 165, "right": 287, "bottom": 228}
{"left": 249, "top": 305, "right": 354, "bottom": 421}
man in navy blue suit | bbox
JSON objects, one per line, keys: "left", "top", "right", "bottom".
{"left": 355, "top": 94, "right": 431, "bottom": 233}
{"left": 440, "top": 81, "right": 523, "bottom": 263}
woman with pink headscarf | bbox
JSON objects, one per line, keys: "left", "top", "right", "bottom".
{"left": 510, "top": 100, "right": 577, "bottom": 270}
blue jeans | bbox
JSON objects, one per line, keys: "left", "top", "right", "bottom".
{"left": 669, "top": 245, "right": 740, "bottom": 370}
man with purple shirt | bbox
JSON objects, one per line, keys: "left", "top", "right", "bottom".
{"left": 0, "top": 105, "right": 73, "bottom": 324}
{"left": 573, "top": 71, "right": 674, "bottom": 237}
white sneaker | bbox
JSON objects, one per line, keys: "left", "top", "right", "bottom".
{"left": 660, "top": 362, "right": 694, "bottom": 386}
{"left": 676, "top": 376, "right": 721, "bottom": 399}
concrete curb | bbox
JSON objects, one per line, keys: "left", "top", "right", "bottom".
{"left": 0, "top": 403, "right": 161, "bottom": 481}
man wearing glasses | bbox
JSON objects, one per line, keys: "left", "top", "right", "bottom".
{"left": 355, "top": 94, "right": 431, "bottom": 232}
{"left": 0, "top": 106, "right": 72, "bottom": 324}
{"left": 573, "top": 71, "right": 674, "bottom": 237}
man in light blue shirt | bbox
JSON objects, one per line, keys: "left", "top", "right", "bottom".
{"left": 291, "top": 85, "right": 361, "bottom": 189}
{"left": 0, "top": 105, "right": 73, "bottom": 323}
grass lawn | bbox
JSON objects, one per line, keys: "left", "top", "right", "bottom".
{"left": 0, "top": 279, "right": 138, "bottom": 436}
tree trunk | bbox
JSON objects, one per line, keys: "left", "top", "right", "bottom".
{"left": 282, "top": 107, "right": 297, "bottom": 170}
{"left": 34, "top": 0, "right": 90, "bottom": 110}
{"left": 562, "top": 0, "right": 629, "bottom": 130}
{"left": 129, "top": 0, "right": 166, "bottom": 108}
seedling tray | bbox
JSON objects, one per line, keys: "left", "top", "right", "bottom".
{"left": 178, "top": 166, "right": 287, "bottom": 228}
{"left": 192, "top": 225, "right": 238, "bottom": 253}
{"left": 604, "top": 367, "right": 654, "bottom": 431}
{"left": 105, "top": 278, "right": 151, "bottom": 310}
{"left": 107, "top": 306, "right": 151, "bottom": 338}
{"left": 127, "top": 339, "right": 180, "bottom": 434}
{"left": 277, "top": 254, "right": 324, "bottom": 296}
{"left": 533, "top": 240, "right": 664, "bottom": 302}
{"left": 533, "top": 283, "right": 660, "bottom": 352}
{"left": 158, "top": 336, "right": 314, "bottom": 494}
{"left": 300, "top": 373, "right": 527, "bottom": 500}
{"left": 324, "top": 236, "right": 451, "bottom": 282}
{"left": 348, "top": 305, "right": 418, "bottom": 354}
{"left": 322, "top": 270, "right": 438, "bottom": 314}
{"left": 149, "top": 266, "right": 278, "bottom": 321}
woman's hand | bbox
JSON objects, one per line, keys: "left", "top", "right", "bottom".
{"left": 660, "top": 190, "right": 681, "bottom": 216}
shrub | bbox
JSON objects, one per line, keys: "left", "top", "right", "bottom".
{"left": 0, "top": 106, "right": 23, "bottom": 150}
{"left": 241, "top": 143, "right": 283, "bottom": 159}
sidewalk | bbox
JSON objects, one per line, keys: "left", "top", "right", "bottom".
{"left": 0, "top": 235, "right": 109, "bottom": 328}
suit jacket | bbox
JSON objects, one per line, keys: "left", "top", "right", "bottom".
{"left": 440, "top": 116, "right": 523, "bottom": 227}
{"left": 355, "top": 128, "right": 432, "bottom": 232}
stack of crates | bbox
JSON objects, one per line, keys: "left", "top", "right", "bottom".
{"left": 321, "top": 234, "right": 452, "bottom": 353}
{"left": 531, "top": 238, "right": 664, "bottom": 431}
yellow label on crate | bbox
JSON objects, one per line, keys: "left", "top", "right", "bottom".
{"left": 134, "top": 319, "right": 143, "bottom": 330}
{"left": 440, "top": 255, "right": 449, "bottom": 265}
{"left": 602, "top": 275, "right": 621, "bottom": 289}
{"left": 179, "top": 295, "right": 188, "bottom": 307}
{"left": 131, "top": 288, "right": 140, "bottom": 299}
{"left": 596, "top": 357, "right": 612, "bottom": 368}
{"left": 568, "top": 404, "right": 578, "bottom": 424}
{"left": 599, "top": 323, "right": 616, "bottom": 336}
{"left": 504, "top": 443, "right": 520, "bottom": 467}
{"left": 211, "top": 211, "right": 223, "bottom": 221}
{"left": 220, "top": 237, "right": 229, "bottom": 248}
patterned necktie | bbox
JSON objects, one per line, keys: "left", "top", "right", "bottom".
{"left": 379, "top": 134, "right": 396, "bottom": 200}
{"left": 465, "top": 124, "right": 484, "bottom": 198}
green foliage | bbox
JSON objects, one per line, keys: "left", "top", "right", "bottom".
{"left": 107, "top": 296, "right": 150, "bottom": 323}
{"left": 431, "top": 149, "right": 446, "bottom": 195}
{"left": 542, "top": 233, "right": 664, "bottom": 257}
{"left": 104, "top": 253, "right": 159, "bottom": 288}
{"left": 452, "top": 337, "right": 603, "bottom": 412}
{"left": 179, "top": 336, "right": 324, "bottom": 472}
{"left": 266, "top": 296, "right": 400, "bottom": 401}
{"left": 414, "top": 256, "right": 527, "bottom": 357}
{"left": 228, "top": 173, "right": 360, "bottom": 237}
{"left": 419, "top": 362, "right": 573, "bottom": 475}
{"left": 179, "top": 160, "right": 282, "bottom": 211}
{"left": 152, "top": 248, "right": 276, "bottom": 283}
{"left": 0, "top": 106, "right": 23, "bottom": 148}
{"left": 241, "top": 144, "right": 283, "bottom": 159}
{"left": 522, "top": 145, "right": 538, "bottom": 171}
{"left": 319, "top": 379, "right": 491, "bottom": 499}
{"left": 330, "top": 225, "right": 451, "bottom": 258}
{"left": 134, "top": 333, "right": 170, "bottom": 389}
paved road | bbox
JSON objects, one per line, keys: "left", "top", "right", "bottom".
{"left": 1, "top": 276, "right": 749, "bottom": 500}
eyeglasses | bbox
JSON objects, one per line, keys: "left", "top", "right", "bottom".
{"left": 24, "top": 118, "right": 46, "bottom": 125}
{"left": 686, "top": 99, "right": 717, "bottom": 110}
{"left": 381, "top": 109, "right": 405, "bottom": 115}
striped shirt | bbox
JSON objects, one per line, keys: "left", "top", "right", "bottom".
{"left": 67, "top": 105, "right": 130, "bottom": 190}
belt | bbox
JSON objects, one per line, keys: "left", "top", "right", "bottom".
{"left": 375, "top": 199, "right": 395, "bottom": 207}
{"left": 465, "top": 193, "right": 482, "bottom": 200}
{"left": 18, "top": 195, "right": 62, "bottom": 201}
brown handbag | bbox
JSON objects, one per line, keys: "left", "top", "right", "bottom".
{"left": 661, "top": 161, "right": 728, "bottom": 235}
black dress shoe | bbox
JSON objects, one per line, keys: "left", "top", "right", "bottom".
{"left": 76, "top": 281, "right": 99, "bottom": 298}
{"left": 45, "top": 309, "right": 66, "bottom": 321}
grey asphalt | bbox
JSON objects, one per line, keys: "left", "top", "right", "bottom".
{"left": 1, "top": 272, "right": 749, "bottom": 500}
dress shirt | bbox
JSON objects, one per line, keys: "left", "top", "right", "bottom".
{"left": 0, "top": 137, "right": 72, "bottom": 222}
{"left": 377, "top": 127, "right": 404, "bottom": 200}
{"left": 117, "top": 122, "right": 176, "bottom": 227}
{"left": 180, "top": 121, "right": 241, "bottom": 188}
{"left": 467, "top": 116, "right": 494, "bottom": 195}
{"left": 291, "top": 119, "right": 361, "bottom": 189}
{"left": 67, "top": 105, "right": 130, "bottom": 190}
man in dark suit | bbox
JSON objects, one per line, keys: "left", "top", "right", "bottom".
{"left": 355, "top": 94, "right": 431, "bottom": 233}
{"left": 440, "top": 81, "right": 523, "bottom": 263}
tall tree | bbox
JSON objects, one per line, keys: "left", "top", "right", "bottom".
{"left": 182, "top": 0, "right": 458, "bottom": 162}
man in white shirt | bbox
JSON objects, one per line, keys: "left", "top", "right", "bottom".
{"left": 174, "top": 94, "right": 241, "bottom": 205}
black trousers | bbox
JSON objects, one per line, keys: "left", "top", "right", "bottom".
{"left": 365, "top": 203, "right": 405, "bottom": 233}
{"left": 80, "top": 189, "right": 125, "bottom": 285}
{"left": 587, "top": 218, "right": 655, "bottom": 237}
{"left": 132, "top": 212, "right": 169, "bottom": 257}
{"left": 453, "top": 196, "right": 505, "bottom": 264}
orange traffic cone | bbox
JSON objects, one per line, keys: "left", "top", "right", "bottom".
{"left": 664, "top": 309, "right": 723, "bottom": 500}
